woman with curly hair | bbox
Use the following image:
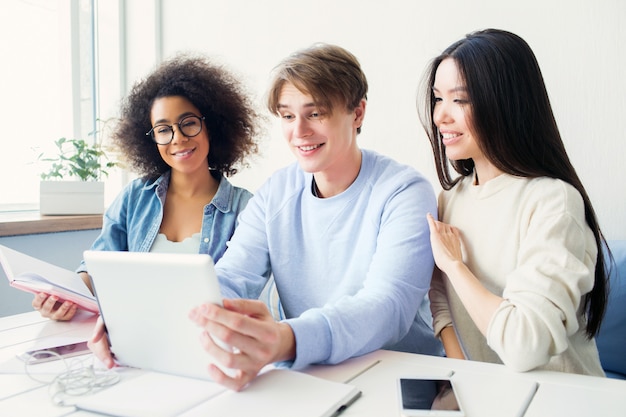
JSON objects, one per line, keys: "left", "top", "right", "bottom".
{"left": 33, "top": 54, "right": 262, "bottom": 321}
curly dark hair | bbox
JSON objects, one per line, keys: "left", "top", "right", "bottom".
{"left": 112, "top": 53, "right": 261, "bottom": 179}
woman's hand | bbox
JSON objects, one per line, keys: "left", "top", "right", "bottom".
{"left": 427, "top": 213, "right": 503, "bottom": 335}
{"left": 88, "top": 316, "right": 116, "bottom": 369}
{"left": 426, "top": 213, "right": 465, "bottom": 274}
{"left": 189, "top": 299, "right": 295, "bottom": 391}
{"left": 32, "top": 293, "right": 78, "bottom": 321}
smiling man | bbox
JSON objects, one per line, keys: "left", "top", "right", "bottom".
{"left": 188, "top": 43, "right": 443, "bottom": 391}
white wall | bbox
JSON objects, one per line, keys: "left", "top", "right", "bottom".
{"left": 125, "top": 0, "right": 626, "bottom": 239}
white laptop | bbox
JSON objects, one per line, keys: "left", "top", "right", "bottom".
{"left": 83, "top": 250, "right": 225, "bottom": 381}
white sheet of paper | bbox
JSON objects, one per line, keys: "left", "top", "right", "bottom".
{"left": 75, "top": 371, "right": 226, "bottom": 417}
{"left": 75, "top": 368, "right": 360, "bottom": 417}
{"left": 179, "top": 369, "right": 361, "bottom": 417}
{"left": 523, "top": 381, "right": 626, "bottom": 417}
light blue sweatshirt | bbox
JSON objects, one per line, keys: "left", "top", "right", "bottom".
{"left": 216, "top": 149, "right": 442, "bottom": 368}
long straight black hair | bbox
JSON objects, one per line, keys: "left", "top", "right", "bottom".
{"left": 419, "top": 28, "right": 610, "bottom": 338}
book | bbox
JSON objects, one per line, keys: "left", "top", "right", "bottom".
{"left": 523, "top": 380, "right": 626, "bottom": 417}
{"left": 74, "top": 368, "right": 362, "bottom": 417}
{"left": 0, "top": 244, "right": 98, "bottom": 313}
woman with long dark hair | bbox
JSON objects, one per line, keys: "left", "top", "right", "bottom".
{"left": 419, "top": 28, "right": 610, "bottom": 376}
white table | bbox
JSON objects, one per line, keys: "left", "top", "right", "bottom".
{"left": 1, "top": 311, "right": 625, "bottom": 416}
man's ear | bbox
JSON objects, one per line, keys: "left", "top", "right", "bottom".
{"left": 354, "top": 98, "right": 367, "bottom": 131}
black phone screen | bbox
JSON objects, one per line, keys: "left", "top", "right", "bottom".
{"left": 400, "top": 378, "right": 461, "bottom": 411}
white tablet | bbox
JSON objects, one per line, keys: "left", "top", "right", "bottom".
{"left": 83, "top": 250, "right": 224, "bottom": 381}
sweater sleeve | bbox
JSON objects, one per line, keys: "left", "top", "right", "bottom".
{"left": 486, "top": 182, "right": 597, "bottom": 371}
{"left": 429, "top": 194, "right": 453, "bottom": 338}
{"left": 430, "top": 268, "right": 453, "bottom": 337}
{"left": 215, "top": 183, "right": 272, "bottom": 299}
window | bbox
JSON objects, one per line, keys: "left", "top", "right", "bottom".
{"left": 0, "top": 0, "right": 121, "bottom": 211}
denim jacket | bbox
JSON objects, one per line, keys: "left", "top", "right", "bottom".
{"left": 77, "top": 170, "right": 253, "bottom": 273}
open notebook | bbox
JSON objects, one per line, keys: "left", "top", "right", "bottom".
{"left": 0, "top": 244, "right": 97, "bottom": 313}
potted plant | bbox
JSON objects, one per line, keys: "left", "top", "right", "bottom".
{"left": 38, "top": 137, "right": 119, "bottom": 215}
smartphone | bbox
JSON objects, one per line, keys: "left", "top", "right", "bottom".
{"left": 398, "top": 376, "right": 465, "bottom": 416}
{"left": 17, "top": 341, "right": 90, "bottom": 364}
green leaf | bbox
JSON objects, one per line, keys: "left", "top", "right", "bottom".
{"left": 37, "top": 135, "right": 121, "bottom": 181}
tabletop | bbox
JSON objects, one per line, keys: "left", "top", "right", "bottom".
{"left": 1, "top": 311, "right": 625, "bottom": 416}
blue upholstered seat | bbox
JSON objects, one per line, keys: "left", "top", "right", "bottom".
{"left": 595, "top": 240, "right": 626, "bottom": 379}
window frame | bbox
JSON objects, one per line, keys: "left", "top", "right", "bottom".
{"left": 0, "top": 0, "right": 124, "bottom": 214}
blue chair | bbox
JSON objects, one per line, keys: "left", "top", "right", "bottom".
{"left": 595, "top": 240, "right": 626, "bottom": 379}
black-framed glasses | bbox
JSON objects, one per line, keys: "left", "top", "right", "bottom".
{"left": 145, "top": 115, "right": 205, "bottom": 145}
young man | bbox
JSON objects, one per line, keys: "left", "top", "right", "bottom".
{"left": 188, "top": 44, "right": 442, "bottom": 390}
{"left": 91, "top": 44, "right": 441, "bottom": 390}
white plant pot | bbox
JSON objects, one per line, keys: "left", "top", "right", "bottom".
{"left": 40, "top": 181, "right": 105, "bottom": 215}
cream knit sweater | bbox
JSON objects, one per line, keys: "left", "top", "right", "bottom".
{"left": 430, "top": 174, "right": 604, "bottom": 376}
